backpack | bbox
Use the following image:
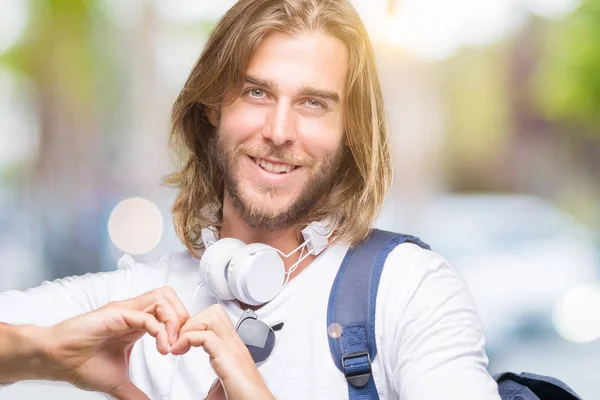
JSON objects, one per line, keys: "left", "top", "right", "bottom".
{"left": 326, "top": 229, "right": 583, "bottom": 400}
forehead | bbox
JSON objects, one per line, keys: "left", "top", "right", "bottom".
{"left": 245, "top": 32, "right": 349, "bottom": 97}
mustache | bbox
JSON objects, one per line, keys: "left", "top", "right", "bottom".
{"left": 235, "top": 144, "right": 312, "bottom": 166}
{"left": 214, "top": 125, "right": 312, "bottom": 166}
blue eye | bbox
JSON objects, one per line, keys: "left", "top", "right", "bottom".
{"left": 307, "top": 99, "right": 324, "bottom": 109}
{"left": 249, "top": 89, "right": 264, "bottom": 98}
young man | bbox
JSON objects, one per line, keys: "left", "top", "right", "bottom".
{"left": 0, "top": 0, "right": 501, "bottom": 399}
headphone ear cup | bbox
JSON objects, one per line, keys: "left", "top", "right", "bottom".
{"left": 199, "top": 238, "right": 246, "bottom": 300}
{"left": 228, "top": 243, "right": 285, "bottom": 306}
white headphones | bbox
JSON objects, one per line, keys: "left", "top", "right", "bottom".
{"left": 198, "top": 220, "right": 333, "bottom": 306}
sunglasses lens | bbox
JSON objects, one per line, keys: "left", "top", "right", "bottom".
{"left": 237, "top": 319, "right": 276, "bottom": 364}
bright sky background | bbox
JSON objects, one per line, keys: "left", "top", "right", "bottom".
{"left": 150, "top": 0, "right": 580, "bottom": 61}
{"left": 0, "top": 0, "right": 581, "bottom": 62}
{"left": 356, "top": 0, "right": 580, "bottom": 60}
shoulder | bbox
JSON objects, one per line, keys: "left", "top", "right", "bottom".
{"left": 116, "top": 249, "right": 199, "bottom": 272}
{"left": 377, "top": 239, "right": 475, "bottom": 320}
{"left": 115, "top": 249, "right": 201, "bottom": 296}
{"left": 381, "top": 239, "right": 461, "bottom": 286}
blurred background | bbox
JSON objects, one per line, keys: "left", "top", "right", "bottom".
{"left": 1, "top": 0, "right": 599, "bottom": 398}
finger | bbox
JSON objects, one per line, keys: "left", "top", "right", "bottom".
{"left": 137, "top": 286, "right": 190, "bottom": 344}
{"left": 119, "top": 309, "right": 170, "bottom": 355}
{"left": 161, "top": 286, "right": 191, "bottom": 332}
{"left": 150, "top": 287, "right": 189, "bottom": 344}
{"left": 108, "top": 379, "right": 150, "bottom": 400}
{"left": 119, "top": 309, "right": 162, "bottom": 337}
{"left": 100, "top": 308, "right": 161, "bottom": 339}
{"left": 178, "top": 318, "right": 208, "bottom": 336}
{"left": 210, "top": 306, "right": 247, "bottom": 345}
{"left": 181, "top": 305, "right": 237, "bottom": 343}
{"left": 121, "top": 288, "right": 184, "bottom": 345}
{"left": 170, "top": 330, "right": 224, "bottom": 356}
{"left": 210, "top": 304, "right": 236, "bottom": 329}
{"left": 156, "top": 325, "right": 170, "bottom": 355}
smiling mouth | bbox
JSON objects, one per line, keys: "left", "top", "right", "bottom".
{"left": 250, "top": 157, "right": 298, "bottom": 174}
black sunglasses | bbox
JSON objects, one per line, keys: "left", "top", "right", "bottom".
{"left": 235, "top": 308, "right": 283, "bottom": 365}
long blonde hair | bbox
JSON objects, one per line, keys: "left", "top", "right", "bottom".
{"left": 165, "top": 0, "right": 391, "bottom": 256}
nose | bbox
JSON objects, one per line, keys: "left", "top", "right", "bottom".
{"left": 261, "top": 101, "right": 296, "bottom": 146}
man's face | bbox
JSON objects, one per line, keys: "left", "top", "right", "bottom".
{"left": 210, "top": 32, "right": 348, "bottom": 230}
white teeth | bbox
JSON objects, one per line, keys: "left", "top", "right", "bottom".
{"left": 254, "top": 158, "right": 294, "bottom": 173}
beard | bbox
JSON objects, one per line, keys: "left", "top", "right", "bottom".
{"left": 213, "top": 129, "right": 343, "bottom": 231}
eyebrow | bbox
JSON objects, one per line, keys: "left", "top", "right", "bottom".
{"left": 299, "top": 86, "right": 341, "bottom": 105}
{"left": 244, "top": 75, "right": 279, "bottom": 91}
{"left": 244, "top": 74, "right": 341, "bottom": 105}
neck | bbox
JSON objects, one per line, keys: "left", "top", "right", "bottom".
{"left": 219, "top": 191, "right": 316, "bottom": 281}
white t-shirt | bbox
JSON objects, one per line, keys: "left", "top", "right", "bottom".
{"left": 0, "top": 242, "right": 500, "bottom": 399}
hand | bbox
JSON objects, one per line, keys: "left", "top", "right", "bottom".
{"left": 170, "top": 305, "right": 274, "bottom": 400}
{"left": 41, "top": 286, "right": 189, "bottom": 399}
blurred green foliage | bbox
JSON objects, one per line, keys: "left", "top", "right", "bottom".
{"left": 0, "top": 0, "right": 111, "bottom": 107}
{"left": 441, "top": 45, "right": 512, "bottom": 166}
{"left": 535, "top": 0, "right": 600, "bottom": 134}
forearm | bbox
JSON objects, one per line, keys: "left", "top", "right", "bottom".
{"left": 0, "top": 323, "right": 55, "bottom": 384}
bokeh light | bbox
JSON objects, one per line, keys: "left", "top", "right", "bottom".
{"left": 0, "top": 0, "right": 28, "bottom": 53}
{"left": 107, "top": 197, "right": 164, "bottom": 255}
{"left": 365, "top": 0, "right": 580, "bottom": 61}
{"left": 553, "top": 284, "right": 600, "bottom": 343}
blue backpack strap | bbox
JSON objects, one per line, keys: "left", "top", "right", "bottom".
{"left": 494, "top": 372, "right": 582, "bottom": 400}
{"left": 327, "top": 229, "right": 430, "bottom": 400}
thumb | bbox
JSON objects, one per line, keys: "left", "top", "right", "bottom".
{"left": 108, "top": 380, "right": 150, "bottom": 400}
